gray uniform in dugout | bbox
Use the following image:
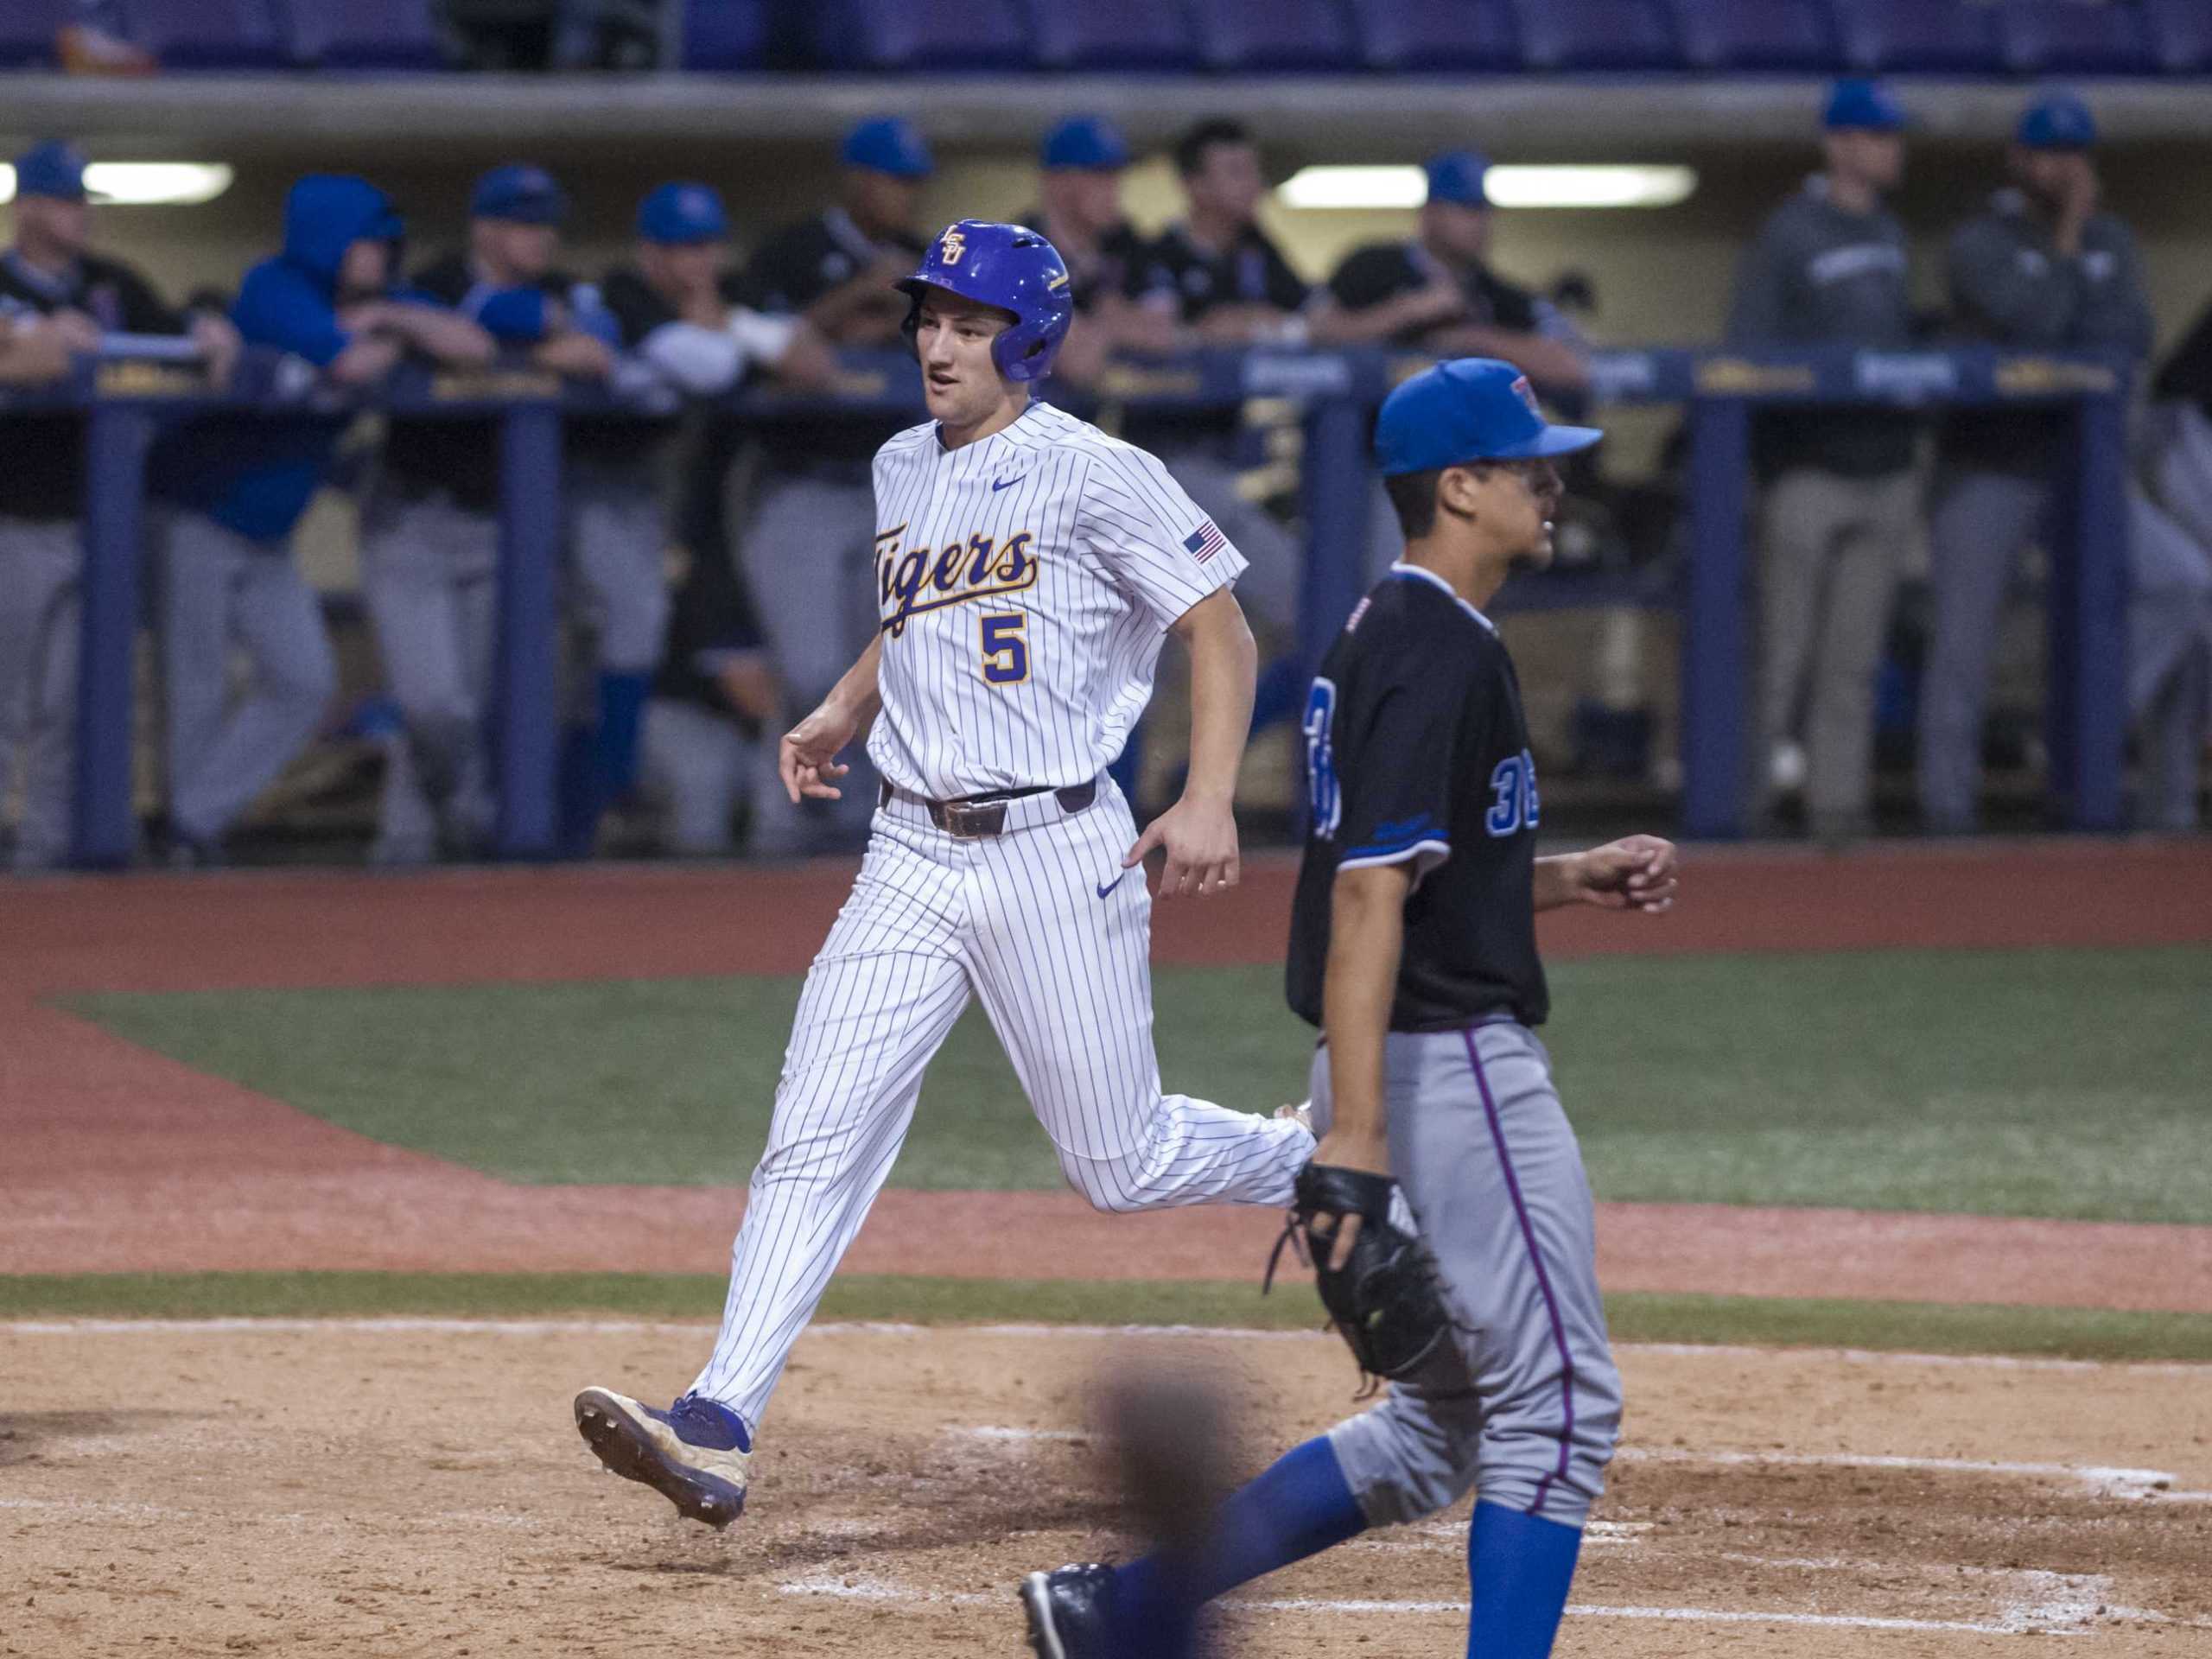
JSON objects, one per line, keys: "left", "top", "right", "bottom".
{"left": 1728, "top": 78, "right": 1918, "bottom": 840}
{"left": 1289, "top": 564, "right": 1621, "bottom": 1529}
{"left": 1921, "top": 98, "right": 2155, "bottom": 833}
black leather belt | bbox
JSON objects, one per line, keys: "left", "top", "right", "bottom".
{"left": 879, "top": 777, "right": 1098, "bottom": 840}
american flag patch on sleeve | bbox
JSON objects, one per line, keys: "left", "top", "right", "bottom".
{"left": 1182, "top": 520, "right": 1226, "bottom": 563}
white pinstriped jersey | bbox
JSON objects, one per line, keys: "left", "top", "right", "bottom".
{"left": 865, "top": 400, "right": 1247, "bottom": 799}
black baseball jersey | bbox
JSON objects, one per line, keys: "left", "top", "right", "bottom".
{"left": 1287, "top": 563, "right": 1548, "bottom": 1033}
{"left": 1130, "top": 220, "right": 1309, "bottom": 324}
{"left": 0, "top": 249, "right": 188, "bottom": 519}
{"left": 1326, "top": 241, "right": 1547, "bottom": 346}
{"left": 1016, "top": 210, "right": 1148, "bottom": 317}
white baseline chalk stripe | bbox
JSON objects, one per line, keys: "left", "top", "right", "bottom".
{"left": 1616, "top": 1446, "right": 2208, "bottom": 1502}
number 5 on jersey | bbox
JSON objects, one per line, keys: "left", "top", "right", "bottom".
{"left": 980, "top": 611, "right": 1028, "bottom": 684}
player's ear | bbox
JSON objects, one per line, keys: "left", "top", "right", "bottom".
{"left": 1435, "top": 464, "right": 1485, "bottom": 524}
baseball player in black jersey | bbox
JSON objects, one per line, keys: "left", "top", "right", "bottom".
{"left": 1022, "top": 359, "right": 1678, "bottom": 1659}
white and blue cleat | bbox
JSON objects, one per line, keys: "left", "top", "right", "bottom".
{"left": 573, "top": 1386, "right": 752, "bottom": 1529}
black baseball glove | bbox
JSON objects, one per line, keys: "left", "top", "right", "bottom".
{"left": 1264, "top": 1162, "right": 1458, "bottom": 1394}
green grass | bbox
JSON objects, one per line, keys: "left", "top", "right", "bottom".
{"left": 7, "top": 1273, "right": 2210, "bottom": 1362}
{"left": 64, "top": 944, "right": 2212, "bottom": 1223}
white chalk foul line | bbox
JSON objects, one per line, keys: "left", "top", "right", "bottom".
{"left": 1616, "top": 1446, "right": 2209, "bottom": 1502}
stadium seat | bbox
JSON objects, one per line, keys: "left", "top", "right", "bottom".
{"left": 1673, "top": 0, "right": 1837, "bottom": 71}
{"left": 681, "top": 0, "right": 767, "bottom": 68}
{"left": 0, "top": 0, "right": 71, "bottom": 67}
{"left": 809, "top": 0, "right": 1031, "bottom": 70}
{"left": 2143, "top": 0, "right": 2212, "bottom": 70}
{"left": 1995, "top": 1, "right": 2156, "bottom": 75}
{"left": 1357, "top": 0, "right": 1520, "bottom": 73}
{"left": 1189, "top": 0, "right": 1357, "bottom": 73}
{"left": 1023, "top": 0, "right": 1195, "bottom": 71}
{"left": 1516, "top": 0, "right": 1678, "bottom": 72}
{"left": 120, "top": 0, "right": 290, "bottom": 67}
{"left": 1834, "top": 0, "right": 2001, "bottom": 72}
{"left": 286, "top": 0, "right": 445, "bottom": 69}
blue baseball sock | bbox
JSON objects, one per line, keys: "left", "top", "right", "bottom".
{"left": 594, "top": 670, "right": 650, "bottom": 801}
{"left": 554, "top": 720, "right": 601, "bottom": 857}
{"left": 1466, "top": 1502, "right": 1583, "bottom": 1659}
{"left": 1111, "top": 1435, "right": 1366, "bottom": 1645}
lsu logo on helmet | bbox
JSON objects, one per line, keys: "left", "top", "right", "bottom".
{"left": 940, "top": 229, "right": 967, "bottom": 265}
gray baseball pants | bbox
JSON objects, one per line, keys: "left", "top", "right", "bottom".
{"left": 161, "top": 513, "right": 336, "bottom": 846}
{"left": 2127, "top": 488, "right": 2212, "bottom": 832}
{"left": 361, "top": 489, "right": 498, "bottom": 860}
{"left": 0, "top": 517, "right": 79, "bottom": 870}
{"left": 1757, "top": 466, "right": 1918, "bottom": 834}
{"left": 569, "top": 468, "right": 671, "bottom": 677}
{"left": 735, "top": 470, "right": 880, "bottom": 855}
{"left": 641, "top": 696, "right": 754, "bottom": 855}
{"left": 1309, "top": 1021, "right": 1622, "bottom": 1530}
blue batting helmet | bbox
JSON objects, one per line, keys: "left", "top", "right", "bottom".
{"left": 897, "top": 219, "right": 1074, "bottom": 385}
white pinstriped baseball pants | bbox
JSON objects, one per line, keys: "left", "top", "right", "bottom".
{"left": 692, "top": 773, "right": 1314, "bottom": 1431}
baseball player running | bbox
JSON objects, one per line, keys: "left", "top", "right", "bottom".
{"left": 1021, "top": 359, "right": 1678, "bottom": 1659}
{"left": 575, "top": 220, "right": 1315, "bottom": 1524}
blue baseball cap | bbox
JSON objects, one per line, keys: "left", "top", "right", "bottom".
{"left": 638, "top": 181, "right": 728, "bottom": 245}
{"left": 2018, "top": 92, "right": 2097, "bottom": 151}
{"left": 1425, "top": 149, "right": 1491, "bottom": 209}
{"left": 841, "top": 116, "right": 934, "bottom": 180}
{"left": 1823, "top": 78, "right": 1907, "bottom": 133}
{"left": 471, "top": 162, "right": 567, "bottom": 225}
{"left": 15, "top": 139, "right": 87, "bottom": 202}
{"left": 1041, "top": 114, "right": 1129, "bottom": 172}
{"left": 1375, "top": 358, "right": 1602, "bottom": 476}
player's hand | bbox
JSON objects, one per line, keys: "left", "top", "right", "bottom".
{"left": 1571, "top": 835, "right": 1677, "bottom": 912}
{"left": 50, "top": 308, "right": 105, "bottom": 354}
{"left": 191, "top": 313, "right": 242, "bottom": 388}
{"left": 1399, "top": 278, "right": 1470, "bottom": 332}
{"left": 1124, "top": 792, "right": 1240, "bottom": 899}
{"left": 779, "top": 698, "right": 858, "bottom": 804}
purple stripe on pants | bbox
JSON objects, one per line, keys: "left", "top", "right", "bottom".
{"left": 1463, "top": 1027, "right": 1575, "bottom": 1515}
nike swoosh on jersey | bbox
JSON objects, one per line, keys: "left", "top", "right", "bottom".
{"left": 1096, "top": 872, "right": 1128, "bottom": 899}
{"left": 991, "top": 474, "right": 1027, "bottom": 493}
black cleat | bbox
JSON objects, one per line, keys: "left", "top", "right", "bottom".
{"left": 1021, "top": 1564, "right": 1119, "bottom": 1659}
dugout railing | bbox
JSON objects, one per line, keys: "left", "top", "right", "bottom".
{"left": 28, "top": 342, "right": 2130, "bottom": 868}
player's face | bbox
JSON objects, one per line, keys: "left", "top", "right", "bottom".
{"left": 641, "top": 240, "right": 721, "bottom": 302}
{"left": 1422, "top": 200, "right": 1491, "bottom": 265}
{"left": 18, "top": 196, "right": 89, "bottom": 258}
{"left": 1049, "top": 169, "right": 1122, "bottom": 238}
{"left": 1456, "top": 457, "right": 1566, "bottom": 569}
{"left": 913, "top": 289, "right": 1020, "bottom": 427}
{"left": 1186, "top": 143, "right": 1265, "bottom": 225}
{"left": 477, "top": 219, "right": 558, "bottom": 284}
{"left": 849, "top": 170, "right": 925, "bottom": 239}
{"left": 337, "top": 238, "right": 392, "bottom": 298}
{"left": 1832, "top": 130, "right": 1906, "bottom": 194}
{"left": 2014, "top": 147, "right": 2091, "bottom": 213}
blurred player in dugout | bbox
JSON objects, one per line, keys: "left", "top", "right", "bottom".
{"left": 365, "top": 162, "right": 616, "bottom": 864}
{"left": 0, "top": 141, "right": 237, "bottom": 872}
{"left": 590, "top": 180, "right": 835, "bottom": 855}
{"left": 720, "top": 114, "right": 931, "bottom": 856}
{"left": 1728, "top": 79, "right": 1917, "bottom": 845}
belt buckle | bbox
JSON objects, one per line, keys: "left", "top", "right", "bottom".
{"left": 941, "top": 800, "right": 1006, "bottom": 840}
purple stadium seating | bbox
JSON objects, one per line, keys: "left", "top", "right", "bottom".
{"left": 0, "top": 0, "right": 71, "bottom": 67}
{"left": 1516, "top": 0, "right": 1677, "bottom": 71}
{"left": 1995, "top": 1, "right": 2155, "bottom": 75}
{"left": 1189, "top": 0, "right": 1357, "bottom": 72}
{"left": 1834, "top": 0, "right": 2001, "bottom": 73}
{"left": 2142, "top": 0, "right": 2212, "bottom": 70}
{"left": 1357, "top": 0, "right": 1521, "bottom": 73}
{"left": 1673, "top": 0, "right": 1837, "bottom": 71}
{"left": 810, "top": 0, "right": 1031, "bottom": 70}
{"left": 682, "top": 0, "right": 767, "bottom": 68}
{"left": 286, "top": 0, "right": 444, "bottom": 69}
{"left": 121, "top": 0, "right": 289, "bottom": 67}
{"left": 1023, "top": 0, "right": 1195, "bottom": 70}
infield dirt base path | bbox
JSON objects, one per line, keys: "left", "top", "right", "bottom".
{"left": 4, "top": 842, "right": 2211, "bottom": 1308}
{"left": 4, "top": 1322, "right": 2209, "bottom": 1657}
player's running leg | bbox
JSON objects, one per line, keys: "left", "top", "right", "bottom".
{"left": 577, "top": 812, "right": 973, "bottom": 1521}
{"left": 968, "top": 777, "right": 1312, "bottom": 1213}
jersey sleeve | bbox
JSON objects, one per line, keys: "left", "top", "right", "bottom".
{"left": 1329, "top": 652, "right": 1484, "bottom": 884}
{"left": 1077, "top": 442, "right": 1249, "bottom": 626}
{"left": 232, "top": 264, "right": 349, "bottom": 368}
{"left": 1327, "top": 245, "right": 1414, "bottom": 311}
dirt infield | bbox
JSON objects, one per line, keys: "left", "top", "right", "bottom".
{"left": 4, "top": 841, "right": 2212, "bottom": 1306}
{"left": 5, "top": 1322, "right": 2209, "bottom": 1656}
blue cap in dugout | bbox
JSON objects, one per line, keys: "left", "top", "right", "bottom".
{"left": 638, "top": 181, "right": 728, "bottom": 245}
{"left": 898, "top": 219, "right": 1074, "bottom": 384}
{"left": 473, "top": 162, "right": 568, "bottom": 225}
{"left": 842, "top": 115, "right": 935, "bottom": 179}
{"left": 2018, "top": 92, "right": 2097, "bottom": 151}
{"left": 1041, "top": 114, "right": 1130, "bottom": 172}
{"left": 1375, "top": 358, "right": 1604, "bottom": 476}
{"left": 15, "top": 139, "right": 88, "bottom": 201}
{"left": 1822, "top": 77, "right": 1907, "bottom": 133}
{"left": 1425, "top": 149, "right": 1491, "bottom": 209}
